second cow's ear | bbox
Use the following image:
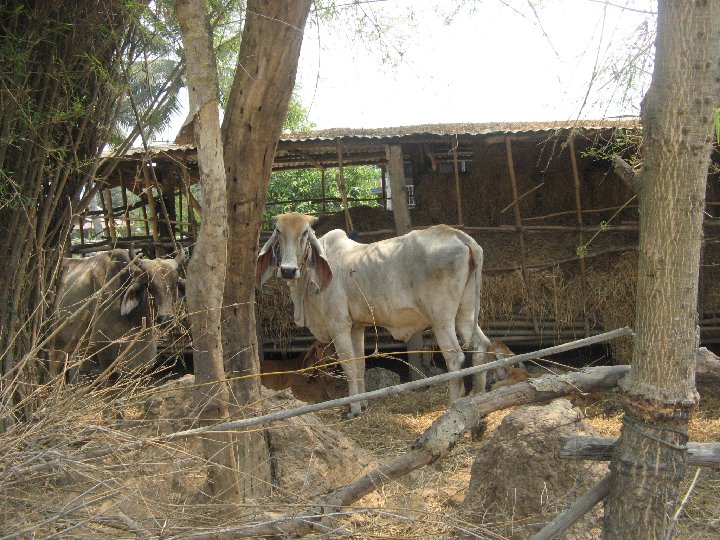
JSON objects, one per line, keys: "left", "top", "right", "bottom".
{"left": 121, "top": 279, "right": 145, "bottom": 316}
{"left": 256, "top": 228, "right": 279, "bottom": 288}
{"left": 307, "top": 230, "right": 332, "bottom": 293}
{"left": 177, "top": 277, "right": 186, "bottom": 298}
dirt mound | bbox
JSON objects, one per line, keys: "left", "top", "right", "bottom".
{"left": 265, "top": 388, "right": 376, "bottom": 500}
{"left": 137, "top": 377, "right": 375, "bottom": 501}
{"left": 462, "top": 399, "right": 607, "bottom": 539}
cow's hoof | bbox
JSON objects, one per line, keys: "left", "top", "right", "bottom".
{"left": 470, "top": 417, "right": 489, "bottom": 440}
{"left": 346, "top": 410, "right": 362, "bottom": 419}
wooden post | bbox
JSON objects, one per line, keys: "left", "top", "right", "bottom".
{"left": 336, "top": 138, "right": 354, "bottom": 231}
{"left": 385, "top": 144, "right": 412, "bottom": 235}
{"left": 120, "top": 175, "right": 132, "bottom": 238}
{"left": 569, "top": 135, "right": 591, "bottom": 337}
{"left": 386, "top": 143, "right": 423, "bottom": 377}
{"left": 381, "top": 165, "right": 388, "bottom": 209}
{"left": 178, "top": 186, "right": 184, "bottom": 237}
{"left": 148, "top": 167, "right": 178, "bottom": 252}
{"left": 321, "top": 166, "right": 327, "bottom": 214}
{"left": 506, "top": 136, "right": 540, "bottom": 335}
{"left": 180, "top": 157, "right": 198, "bottom": 239}
{"left": 141, "top": 162, "right": 161, "bottom": 245}
{"left": 78, "top": 213, "right": 85, "bottom": 248}
{"left": 452, "top": 137, "right": 464, "bottom": 226}
{"left": 103, "top": 189, "right": 117, "bottom": 242}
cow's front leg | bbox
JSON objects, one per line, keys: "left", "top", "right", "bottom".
{"left": 334, "top": 331, "right": 364, "bottom": 418}
{"left": 350, "top": 326, "right": 367, "bottom": 411}
{"left": 434, "top": 324, "right": 466, "bottom": 403}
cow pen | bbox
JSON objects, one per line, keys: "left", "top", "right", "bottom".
{"left": 91, "top": 120, "right": 720, "bottom": 367}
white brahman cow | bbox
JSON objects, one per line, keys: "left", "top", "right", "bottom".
{"left": 256, "top": 212, "right": 491, "bottom": 418}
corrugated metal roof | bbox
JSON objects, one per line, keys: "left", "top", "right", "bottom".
{"left": 105, "top": 119, "right": 640, "bottom": 158}
{"left": 282, "top": 119, "right": 640, "bottom": 142}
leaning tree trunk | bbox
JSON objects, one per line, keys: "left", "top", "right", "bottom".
{"left": 0, "top": 1, "right": 132, "bottom": 428}
{"left": 604, "top": 1, "right": 720, "bottom": 537}
{"left": 174, "top": 0, "right": 239, "bottom": 501}
{"left": 220, "top": 0, "right": 312, "bottom": 499}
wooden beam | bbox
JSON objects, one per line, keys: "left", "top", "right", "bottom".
{"left": 569, "top": 135, "right": 591, "bottom": 337}
{"left": 452, "top": 138, "right": 463, "bottom": 226}
{"left": 560, "top": 436, "right": 720, "bottom": 468}
{"left": 336, "top": 138, "right": 354, "bottom": 231}
{"left": 506, "top": 136, "right": 540, "bottom": 335}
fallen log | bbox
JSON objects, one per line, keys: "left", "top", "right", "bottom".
{"left": 696, "top": 347, "right": 720, "bottom": 386}
{"left": 560, "top": 436, "right": 720, "bottom": 468}
{"left": 195, "top": 365, "right": 631, "bottom": 538}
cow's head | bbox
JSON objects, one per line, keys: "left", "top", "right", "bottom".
{"left": 256, "top": 213, "right": 332, "bottom": 292}
{"left": 121, "top": 247, "right": 187, "bottom": 324}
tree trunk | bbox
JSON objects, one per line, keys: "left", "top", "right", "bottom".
{"left": 604, "top": 1, "right": 720, "bottom": 537}
{"left": 0, "top": 1, "right": 131, "bottom": 428}
{"left": 220, "top": 0, "right": 312, "bottom": 499}
{"left": 174, "top": 0, "right": 239, "bottom": 501}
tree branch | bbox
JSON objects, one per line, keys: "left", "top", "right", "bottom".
{"left": 612, "top": 154, "right": 641, "bottom": 193}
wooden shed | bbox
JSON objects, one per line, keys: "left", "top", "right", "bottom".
{"left": 91, "top": 120, "right": 720, "bottom": 361}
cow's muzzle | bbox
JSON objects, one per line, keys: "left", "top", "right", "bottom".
{"left": 279, "top": 265, "right": 299, "bottom": 280}
{"left": 156, "top": 314, "right": 174, "bottom": 325}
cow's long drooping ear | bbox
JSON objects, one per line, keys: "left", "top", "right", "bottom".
{"left": 121, "top": 279, "right": 145, "bottom": 316}
{"left": 307, "top": 229, "right": 332, "bottom": 293}
{"left": 177, "top": 277, "right": 186, "bottom": 298}
{"left": 256, "top": 228, "right": 279, "bottom": 288}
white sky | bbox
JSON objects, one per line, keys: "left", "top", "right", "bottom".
{"left": 295, "top": 0, "right": 656, "bottom": 129}
{"left": 157, "top": 0, "right": 657, "bottom": 141}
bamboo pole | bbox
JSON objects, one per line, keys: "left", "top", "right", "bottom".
{"left": 335, "top": 138, "right": 354, "bottom": 231}
{"left": 506, "top": 136, "right": 540, "bottom": 335}
{"left": 452, "top": 137, "right": 464, "bottom": 226}
{"left": 141, "top": 162, "right": 161, "bottom": 245}
{"left": 120, "top": 175, "right": 132, "bottom": 238}
{"left": 148, "top": 167, "right": 178, "bottom": 252}
{"left": 103, "top": 189, "right": 117, "bottom": 242}
{"left": 180, "top": 157, "right": 198, "bottom": 238}
{"left": 569, "top": 136, "right": 591, "bottom": 337}
{"left": 141, "top": 204, "right": 150, "bottom": 237}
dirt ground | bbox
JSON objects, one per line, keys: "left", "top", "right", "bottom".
{"left": 1, "top": 371, "right": 718, "bottom": 539}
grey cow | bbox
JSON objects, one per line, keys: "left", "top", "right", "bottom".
{"left": 256, "top": 212, "right": 491, "bottom": 417}
{"left": 47, "top": 248, "right": 186, "bottom": 380}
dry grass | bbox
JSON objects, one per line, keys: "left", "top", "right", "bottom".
{"left": 1, "top": 361, "right": 719, "bottom": 538}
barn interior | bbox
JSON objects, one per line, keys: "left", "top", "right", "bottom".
{"left": 92, "top": 119, "right": 720, "bottom": 373}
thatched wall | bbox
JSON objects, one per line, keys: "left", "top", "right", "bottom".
{"left": 258, "top": 141, "right": 720, "bottom": 364}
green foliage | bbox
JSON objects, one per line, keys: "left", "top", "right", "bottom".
{"left": 265, "top": 166, "right": 380, "bottom": 226}
{"left": 714, "top": 108, "right": 720, "bottom": 144}
{"left": 580, "top": 128, "right": 643, "bottom": 166}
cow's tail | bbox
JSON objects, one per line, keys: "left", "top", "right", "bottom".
{"left": 458, "top": 231, "right": 483, "bottom": 336}
{"left": 458, "top": 231, "right": 490, "bottom": 385}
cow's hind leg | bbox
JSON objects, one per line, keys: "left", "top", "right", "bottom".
{"left": 350, "top": 326, "right": 368, "bottom": 411}
{"left": 462, "top": 324, "right": 491, "bottom": 395}
{"left": 434, "top": 324, "right": 466, "bottom": 403}
{"left": 334, "top": 330, "right": 364, "bottom": 418}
